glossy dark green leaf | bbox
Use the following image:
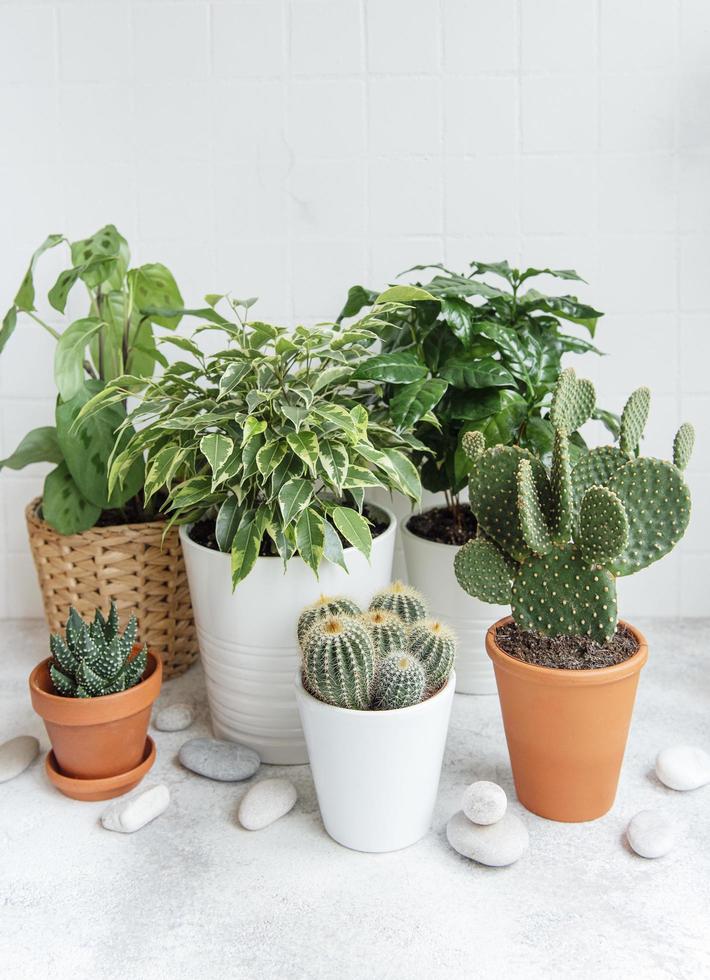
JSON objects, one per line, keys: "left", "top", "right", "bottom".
{"left": 439, "top": 354, "right": 515, "bottom": 390}
{"left": 336, "top": 285, "right": 378, "bottom": 322}
{"left": 390, "top": 379, "right": 448, "bottom": 428}
{"left": 351, "top": 351, "right": 427, "bottom": 384}
{"left": 447, "top": 388, "right": 503, "bottom": 421}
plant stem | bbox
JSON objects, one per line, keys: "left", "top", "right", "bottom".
{"left": 27, "top": 311, "right": 60, "bottom": 340}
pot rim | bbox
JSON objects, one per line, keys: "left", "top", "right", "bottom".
{"left": 486, "top": 616, "right": 648, "bottom": 686}
{"left": 179, "top": 501, "right": 397, "bottom": 561}
{"left": 29, "top": 650, "right": 162, "bottom": 725}
{"left": 294, "top": 668, "right": 456, "bottom": 717}
{"left": 26, "top": 496, "right": 170, "bottom": 535}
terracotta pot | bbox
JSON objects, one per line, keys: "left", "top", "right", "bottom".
{"left": 29, "top": 650, "right": 162, "bottom": 781}
{"left": 486, "top": 617, "right": 648, "bottom": 822}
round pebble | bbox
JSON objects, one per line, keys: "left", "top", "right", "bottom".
{"left": 655, "top": 744, "right": 710, "bottom": 792}
{"left": 447, "top": 810, "right": 528, "bottom": 867}
{"left": 238, "top": 778, "right": 298, "bottom": 831}
{"left": 154, "top": 702, "right": 194, "bottom": 732}
{"left": 462, "top": 781, "right": 507, "bottom": 825}
{"left": 102, "top": 784, "right": 170, "bottom": 834}
{"left": 179, "top": 737, "right": 260, "bottom": 781}
{"left": 627, "top": 809, "right": 675, "bottom": 859}
{"left": 0, "top": 735, "right": 39, "bottom": 783}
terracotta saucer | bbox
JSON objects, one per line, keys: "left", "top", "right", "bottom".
{"left": 45, "top": 736, "right": 156, "bottom": 802}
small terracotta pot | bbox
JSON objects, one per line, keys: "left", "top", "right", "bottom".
{"left": 29, "top": 650, "right": 162, "bottom": 783}
{"left": 486, "top": 617, "right": 648, "bottom": 822}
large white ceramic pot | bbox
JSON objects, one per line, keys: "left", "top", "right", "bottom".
{"left": 179, "top": 504, "right": 396, "bottom": 765}
{"left": 365, "top": 487, "right": 448, "bottom": 581}
{"left": 401, "top": 513, "right": 509, "bottom": 695}
{"left": 295, "top": 670, "right": 455, "bottom": 852}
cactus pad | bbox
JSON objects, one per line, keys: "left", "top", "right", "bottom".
{"left": 518, "top": 458, "right": 552, "bottom": 555}
{"left": 462, "top": 429, "right": 486, "bottom": 462}
{"left": 576, "top": 486, "right": 629, "bottom": 566}
{"left": 548, "top": 428, "right": 573, "bottom": 544}
{"left": 607, "top": 458, "right": 691, "bottom": 576}
{"left": 673, "top": 423, "right": 695, "bottom": 471}
{"left": 358, "top": 610, "right": 407, "bottom": 657}
{"left": 370, "top": 582, "right": 427, "bottom": 626}
{"left": 372, "top": 653, "right": 427, "bottom": 710}
{"left": 619, "top": 387, "right": 650, "bottom": 455}
{"left": 302, "top": 615, "right": 375, "bottom": 709}
{"left": 297, "top": 595, "right": 361, "bottom": 647}
{"left": 468, "top": 445, "right": 551, "bottom": 561}
{"left": 407, "top": 619, "right": 456, "bottom": 689}
{"left": 549, "top": 367, "right": 595, "bottom": 433}
{"left": 512, "top": 544, "right": 618, "bottom": 642}
{"left": 454, "top": 537, "right": 515, "bottom": 604}
{"left": 571, "top": 446, "right": 629, "bottom": 509}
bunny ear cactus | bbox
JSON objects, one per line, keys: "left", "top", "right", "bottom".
{"left": 49, "top": 602, "right": 147, "bottom": 697}
{"left": 455, "top": 370, "right": 693, "bottom": 642}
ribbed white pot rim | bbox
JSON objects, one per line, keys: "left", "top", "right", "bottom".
{"left": 294, "top": 669, "right": 456, "bottom": 717}
{"left": 400, "top": 507, "right": 467, "bottom": 555}
{"left": 178, "top": 501, "right": 397, "bottom": 566}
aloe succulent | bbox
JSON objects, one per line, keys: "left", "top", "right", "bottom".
{"left": 455, "top": 369, "right": 693, "bottom": 642}
{"left": 49, "top": 603, "right": 147, "bottom": 698}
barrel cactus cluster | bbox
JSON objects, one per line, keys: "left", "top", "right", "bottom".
{"left": 49, "top": 602, "right": 148, "bottom": 698}
{"left": 454, "top": 369, "right": 694, "bottom": 642}
{"left": 297, "top": 583, "right": 456, "bottom": 710}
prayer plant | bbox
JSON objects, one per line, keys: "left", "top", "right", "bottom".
{"left": 338, "top": 261, "right": 615, "bottom": 539}
{"left": 76, "top": 296, "right": 424, "bottom": 588}
{"left": 0, "top": 225, "right": 184, "bottom": 534}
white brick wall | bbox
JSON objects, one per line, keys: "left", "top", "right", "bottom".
{"left": 0, "top": 0, "right": 707, "bottom": 618}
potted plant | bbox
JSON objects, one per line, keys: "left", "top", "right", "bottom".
{"left": 29, "top": 602, "right": 162, "bottom": 801}
{"left": 454, "top": 368, "right": 693, "bottom": 822}
{"left": 294, "top": 584, "right": 456, "bottom": 851}
{"left": 339, "top": 261, "right": 613, "bottom": 694}
{"left": 82, "top": 299, "right": 423, "bottom": 764}
{"left": 0, "top": 225, "right": 196, "bottom": 678}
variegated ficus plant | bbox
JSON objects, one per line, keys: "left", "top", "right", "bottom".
{"left": 76, "top": 293, "right": 425, "bottom": 588}
{"left": 454, "top": 368, "right": 694, "bottom": 642}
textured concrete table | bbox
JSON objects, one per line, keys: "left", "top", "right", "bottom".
{"left": 2, "top": 618, "right": 709, "bottom": 979}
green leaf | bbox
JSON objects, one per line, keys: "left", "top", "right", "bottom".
{"left": 230, "top": 509, "right": 265, "bottom": 588}
{"left": 440, "top": 296, "right": 477, "bottom": 345}
{"left": 242, "top": 416, "right": 267, "bottom": 446}
{"left": 54, "top": 317, "right": 102, "bottom": 401}
{"left": 200, "top": 433, "right": 235, "bottom": 486}
{"left": 520, "top": 289, "right": 603, "bottom": 336}
{"left": 332, "top": 506, "right": 372, "bottom": 559}
{"left": 375, "top": 284, "right": 437, "bottom": 305}
{"left": 0, "top": 426, "right": 62, "bottom": 471}
{"left": 70, "top": 224, "right": 129, "bottom": 290}
{"left": 278, "top": 477, "right": 312, "bottom": 525}
{"left": 439, "top": 354, "right": 515, "bottom": 390}
{"left": 390, "top": 379, "right": 448, "bottom": 429}
{"left": 323, "top": 519, "right": 347, "bottom": 570}
{"left": 448, "top": 388, "right": 503, "bottom": 421}
{"left": 351, "top": 351, "right": 427, "bottom": 384}
{"left": 128, "top": 263, "right": 183, "bottom": 329}
{"left": 518, "top": 266, "right": 585, "bottom": 284}
{"left": 296, "top": 507, "right": 325, "bottom": 575}
{"left": 466, "top": 391, "right": 528, "bottom": 447}
{"left": 42, "top": 462, "right": 101, "bottom": 534}
{"left": 14, "top": 234, "right": 65, "bottom": 311}
{"left": 143, "top": 445, "right": 187, "bottom": 502}
{"left": 286, "top": 430, "right": 319, "bottom": 470}
{"left": 317, "top": 439, "right": 349, "bottom": 489}
{"left": 381, "top": 448, "right": 421, "bottom": 501}
{"left": 219, "top": 360, "right": 250, "bottom": 397}
{"left": 0, "top": 306, "right": 17, "bottom": 354}
{"left": 256, "top": 440, "right": 287, "bottom": 477}
{"left": 336, "top": 285, "right": 378, "bottom": 322}
{"left": 215, "top": 495, "right": 240, "bottom": 552}
{"left": 47, "top": 267, "right": 81, "bottom": 313}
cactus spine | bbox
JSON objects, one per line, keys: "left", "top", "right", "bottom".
{"left": 407, "top": 620, "right": 456, "bottom": 690}
{"left": 297, "top": 595, "right": 361, "bottom": 647}
{"left": 302, "top": 615, "right": 375, "bottom": 709}
{"left": 372, "top": 653, "right": 427, "bottom": 710}
{"left": 369, "top": 581, "right": 427, "bottom": 626}
{"left": 455, "top": 368, "right": 693, "bottom": 643}
{"left": 358, "top": 610, "right": 407, "bottom": 657}
{"left": 50, "top": 603, "right": 147, "bottom": 698}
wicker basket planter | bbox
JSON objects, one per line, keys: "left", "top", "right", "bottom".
{"left": 25, "top": 498, "right": 197, "bottom": 680}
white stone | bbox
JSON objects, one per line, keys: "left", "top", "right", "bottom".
{"left": 447, "top": 810, "right": 528, "bottom": 867}
{"left": 102, "top": 784, "right": 170, "bottom": 834}
{"left": 461, "top": 781, "right": 507, "bottom": 825}
{"left": 627, "top": 809, "right": 675, "bottom": 859}
{"left": 655, "top": 744, "right": 710, "bottom": 791}
{"left": 238, "top": 778, "right": 297, "bottom": 831}
{"left": 154, "top": 702, "right": 194, "bottom": 732}
{"left": 0, "top": 735, "right": 39, "bottom": 783}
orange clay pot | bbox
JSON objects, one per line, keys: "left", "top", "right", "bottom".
{"left": 29, "top": 649, "right": 162, "bottom": 783}
{"left": 486, "top": 617, "right": 648, "bottom": 822}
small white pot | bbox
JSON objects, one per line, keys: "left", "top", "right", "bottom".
{"left": 295, "top": 670, "right": 455, "bottom": 852}
{"left": 179, "top": 504, "right": 396, "bottom": 765}
{"left": 401, "top": 514, "right": 509, "bottom": 695}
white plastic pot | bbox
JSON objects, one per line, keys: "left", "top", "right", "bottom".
{"left": 295, "top": 670, "right": 455, "bottom": 852}
{"left": 179, "top": 505, "right": 396, "bottom": 765}
{"left": 401, "top": 513, "right": 509, "bottom": 695}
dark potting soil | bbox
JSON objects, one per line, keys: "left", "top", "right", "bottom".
{"left": 189, "top": 504, "right": 390, "bottom": 555}
{"left": 496, "top": 621, "right": 640, "bottom": 670}
{"left": 407, "top": 504, "right": 477, "bottom": 546}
